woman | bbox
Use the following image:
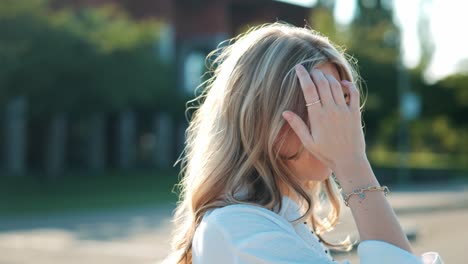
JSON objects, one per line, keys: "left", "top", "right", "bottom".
{"left": 164, "top": 22, "right": 443, "bottom": 264}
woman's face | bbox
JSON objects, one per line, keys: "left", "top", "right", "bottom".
{"left": 278, "top": 62, "right": 347, "bottom": 184}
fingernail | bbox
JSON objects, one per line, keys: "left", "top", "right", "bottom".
{"left": 282, "top": 111, "right": 291, "bottom": 121}
{"left": 341, "top": 80, "right": 351, "bottom": 85}
{"left": 294, "top": 65, "right": 302, "bottom": 73}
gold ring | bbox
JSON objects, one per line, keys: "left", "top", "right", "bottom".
{"left": 305, "top": 99, "right": 321, "bottom": 107}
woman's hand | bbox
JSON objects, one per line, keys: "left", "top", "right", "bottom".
{"left": 284, "top": 65, "right": 415, "bottom": 254}
{"left": 282, "top": 64, "right": 367, "bottom": 174}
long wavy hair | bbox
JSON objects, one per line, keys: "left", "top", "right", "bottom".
{"left": 164, "top": 22, "right": 364, "bottom": 264}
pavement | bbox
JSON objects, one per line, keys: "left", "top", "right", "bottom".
{"left": 389, "top": 182, "right": 468, "bottom": 214}
{"left": 1, "top": 182, "right": 467, "bottom": 264}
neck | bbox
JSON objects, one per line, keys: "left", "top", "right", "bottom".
{"left": 277, "top": 179, "right": 302, "bottom": 204}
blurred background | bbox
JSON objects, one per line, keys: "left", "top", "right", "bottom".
{"left": 1, "top": 0, "right": 467, "bottom": 263}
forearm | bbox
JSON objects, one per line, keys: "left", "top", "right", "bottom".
{"left": 334, "top": 158, "right": 413, "bottom": 253}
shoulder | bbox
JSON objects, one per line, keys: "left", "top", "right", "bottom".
{"left": 201, "top": 203, "right": 296, "bottom": 234}
{"left": 192, "top": 203, "right": 330, "bottom": 263}
{"left": 193, "top": 203, "right": 297, "bottom": 250}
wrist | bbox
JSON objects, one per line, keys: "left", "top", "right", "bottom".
{"left": 333, "top": 157, "right": 379, "bottom": 193}
{"left": 334, "top": 156, "right": 370, "bottom": 175}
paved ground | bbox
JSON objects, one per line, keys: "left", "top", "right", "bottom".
{"left": 1, "top": 183, "right": 467, "bottom": 264}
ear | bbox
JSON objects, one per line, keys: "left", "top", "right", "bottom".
{"left": 273, "top": 122, "right": 292, "bottom": 159}
{"left": 276, "top": 122, "right": 290, "bottom": 140}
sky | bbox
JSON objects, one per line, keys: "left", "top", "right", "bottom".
{"left": 277, "top": 0, "right": 468, "bottom": 82}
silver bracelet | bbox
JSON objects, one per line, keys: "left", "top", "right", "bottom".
{"left": 342, "top": 185, "right": 389, "bottom": 206}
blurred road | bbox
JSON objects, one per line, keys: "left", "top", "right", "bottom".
{"left": 1, "top": 183, "right": 467, "bottom": 264}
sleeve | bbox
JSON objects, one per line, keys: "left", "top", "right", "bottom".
{"left": 358, "top": 240, "right": 444, "bottom": 264}
{"left": 192, "top": 208, "right": 334, "bottom": 264}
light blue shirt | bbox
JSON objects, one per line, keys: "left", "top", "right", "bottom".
{"left": 192, "top": 196, "right": 442, "bottom": 264}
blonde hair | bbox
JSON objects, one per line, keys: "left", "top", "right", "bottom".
{"left": 165, "top": 22, "right": 363, "bottom": 264}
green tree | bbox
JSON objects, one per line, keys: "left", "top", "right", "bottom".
{"left": 0, "top": 0, "right": 179, "bottom": 174}
{"left": 0, "top": 0, "right": 177, "bottom": 116}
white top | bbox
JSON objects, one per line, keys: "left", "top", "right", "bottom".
{"left": 192, "top": 196, "right": 443, "bottom": 264}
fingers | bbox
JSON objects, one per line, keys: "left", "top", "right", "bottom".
{"left": 294, "top": 64, "right": 360, "bottom": 129}
{"left": 295, "top": 65, "right": 321, "bottom": 108}
{"left": 282, "top": 111, "right": 315, "bottom": 150}
{"left": 295, "top": 65, "right": 322, "bottom": 131}
{"left": 310, "top": 69, "right": 334, "bottom": 108}
{"left": 324, "top": 74, "right": 347, "bottom": 106}
{"left": 296, "top": 65, "right": 345, "bottom": 108}
{"left": 341, "top": 80, "right": 360, "bottom": 112}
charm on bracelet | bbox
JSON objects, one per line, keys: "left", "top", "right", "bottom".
{"left": 342, "top": 185, "right": 389, "bottom": 206}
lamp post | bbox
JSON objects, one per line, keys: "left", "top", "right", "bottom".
{"left": 395, "top": 29, "right": 421, "bottom": 185}
{"left": 385, "top": 23, "right": 421, "bottom": 185}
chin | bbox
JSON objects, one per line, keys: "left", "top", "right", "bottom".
{"left": 316, "top": 174, "right": 331, "bottom": 182}
{"left": 313, "top": 168, "right": 333, "bottom": 182}
{"left": 302, "top": 172, "right": 330, "bottom": 183}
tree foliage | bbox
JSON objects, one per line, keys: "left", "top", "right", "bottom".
{"left": 0, "top": 0, "right": 177, "bottom": 116}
